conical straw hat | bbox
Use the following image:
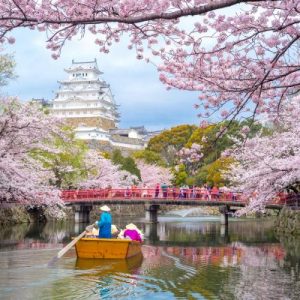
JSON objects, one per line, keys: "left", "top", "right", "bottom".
{"left": 126, "top": 223, "right": 138, "bottom": 230}
{"left": 100, "top": 205, "right": 110, "bottom": 212}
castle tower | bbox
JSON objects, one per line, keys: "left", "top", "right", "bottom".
{"left": 51, "top": 59, "right": 119, "bottom": 131}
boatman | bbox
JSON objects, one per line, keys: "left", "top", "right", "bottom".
{"left": 98, "top": 205, "right": 112, "bottom": 238}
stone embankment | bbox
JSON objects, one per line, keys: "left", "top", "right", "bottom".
{"left": 274, "top": 207, "right": 300, "bottom": 235}
{"left": 90, "top": 204, "right": 145, "bottom": 220}
{"left": 276, "top": 233, "right": 300, "bottom": 261}
{"left": 0, "top": 204, "right": 221, "bottom": 226}
{"left": 0, "top": 204, "right": 70, "bottom": 226}
{"left": 89, "top": 204, "right": 220, "bottom": 220}
{"left": 0, "top": 205, "right": 34, "bottom": 226}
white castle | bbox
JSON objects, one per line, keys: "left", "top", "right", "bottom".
{"left": 51, "top": 59, "right": 159, "bottom": 150}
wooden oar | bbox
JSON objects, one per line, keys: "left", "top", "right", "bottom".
{"left": 48, "top": 224, "right": 94, "bottom": 266}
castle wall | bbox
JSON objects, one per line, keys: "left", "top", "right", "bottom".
{"left": 66, "top": 117, "right": 116, "bottom": 130}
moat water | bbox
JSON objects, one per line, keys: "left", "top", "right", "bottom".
{"left": 0, "top": 216, "right": 299, "bottom": 299}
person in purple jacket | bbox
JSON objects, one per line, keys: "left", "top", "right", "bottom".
{"left": 123, "top": 223, "right": 143, "bottom": 242}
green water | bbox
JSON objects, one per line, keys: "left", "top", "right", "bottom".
{"left": 0, "top": 216, "right": 299, "bottom": 299}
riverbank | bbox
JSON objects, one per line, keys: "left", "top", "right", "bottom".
{"left": 2, "top": 204, "right": 298, "bottom": 235}
{"left": 0, "top": 204, "right": 72, "bottom": 226}
{"left": 0, "top": 205, "right": 34, "bottom": 226}
{"left": 275, "top": 207, "right": 300, "bottom": 235}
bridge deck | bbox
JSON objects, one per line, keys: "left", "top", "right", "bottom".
{"left": 62, "top": 189, "right": 287, "bottom": 210}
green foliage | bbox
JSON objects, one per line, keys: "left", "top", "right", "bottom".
{"left": 195, "top": 157, "right": 234, "bottom": 187}
{"left": 132, "top": 149, "right": 166, "bottom": 166}
{"left": 185, "top": 177, "right": 196, "bottom": 187}
{"left": 187, "top": 119, "right": 264, "bottom": 165}
{"left": 111, "top": 149, "right": 141, "bottom": 180}
{"left": 31, "top": 126, "right": 89, "bottom": 189}
{"left": 111, "top": 149, "right": 123, "bottom": 165}
{"left": 0, "top": 53, "right": 16, "bottom": 87}
{"left": 102, "top": 151, "right": 111, "bottom": 159}
{"left": 169, "top": 119, "right": 264, "bottom": 186}
{"left": 122, "top": 157, "right": 141, "bottom": 180}
{"left": 147, "top": 124, "right": 197, "bottom": 166}
{"left": 172, "top": 164, "right": 188, "bottom": 186}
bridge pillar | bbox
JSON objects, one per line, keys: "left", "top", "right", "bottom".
{"left": 145, "top": 204, "right": 160, "bottom": 223}
{"left": 219, "top": 205, "right": 229, "bottom": 226}
{"left": 144, "top": 223, "right": 159, "bottom": 242}
{"left": 74, "top": 204, "right": 93, "bottom": 223}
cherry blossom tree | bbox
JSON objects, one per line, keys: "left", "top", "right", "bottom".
{"left": 225, "top": 97, "right": 300, "bottom": 213}
{"left": 177, "top": 143, "right": 203, "bottom": 174}
{"left": 0, "top": 1, "right": 299, "bottom": 121}
{"left": 79, "top": 150, "right": 138, "bottom": 188}
{"left": 136, "top": 160, "right": 173, "bottom": 187}
{"left": 0, "top": 99, "right": 64, "bottom": 212}
{"left": 31, "top": 126, "right": 89, "bottom": 189}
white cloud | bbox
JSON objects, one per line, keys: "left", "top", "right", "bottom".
{"left": 2, "top": 28, "right": 200, "bottom": 130}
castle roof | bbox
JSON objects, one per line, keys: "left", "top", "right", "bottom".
{"left": 64, "top": 59, "right": 102, "bottom": 74}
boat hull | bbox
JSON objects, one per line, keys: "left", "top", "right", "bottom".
{"left": 74, "top": 238, "right": 142, "bottom": 259}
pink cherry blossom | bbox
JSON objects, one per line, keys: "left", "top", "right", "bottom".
{"left": 177, "top": 143, "right": 203, "bottom": 173}
{"left": 225, "top": 97, "right": 300, "bottom": 214}
{"left": 0, "top": 98, "right": 65, "bottom": 214}
{"left": 79, "top": 150, "right": 138, "bottom": 189}
{"left": 0, "top": 1, "right": 298, "bottom": 122}
{"left": 136, "top": 160, "right": 172, "bottom": 188}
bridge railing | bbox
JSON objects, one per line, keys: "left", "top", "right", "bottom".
{"left": 277, "top": 194, "right": 300, "bottom": 208}
{"left": 61, "top": 188, "right": 300, "bottom": 208}
{"left": 61, "top": 188, "right": 244, "bottom": 203}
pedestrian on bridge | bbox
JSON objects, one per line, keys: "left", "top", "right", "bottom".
{"left": 155, "top": 183, "right": 160, "bottom": 198}
{"left": 161, "top": 183, "right": 168, "bottom": 198}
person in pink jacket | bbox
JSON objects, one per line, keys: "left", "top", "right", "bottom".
{"left": 123, "top": 223, "right": 143, "bottom": 242}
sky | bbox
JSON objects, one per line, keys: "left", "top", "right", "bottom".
{"left": 2, "top": 28, "right": 200, "bottom": 131}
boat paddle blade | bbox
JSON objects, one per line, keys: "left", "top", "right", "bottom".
{"left": 48, "top": 224, "right": 94, "bottom": 266}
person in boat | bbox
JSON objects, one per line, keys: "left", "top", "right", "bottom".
{"left": 111, "top": 224, "right": 119, "bottom": 238}
{"left": 89, "top": 223, "right": 118, "bottom": 238}
{"left": 119, "top": 223, "right": 143, "bottom": 242}
{"left": 85, "top": 227, "right": 99, "bottom": 237}
{"left": 98, "top": 205, "right": 112, "bottom": 238}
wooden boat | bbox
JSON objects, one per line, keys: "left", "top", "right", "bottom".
{"left": 74, "top": 237, "right": 142, "bottom": 259}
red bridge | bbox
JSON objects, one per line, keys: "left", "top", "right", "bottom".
{"left": 61, "top": 188, "right": 298, "bottom": 224}
{"left": 62, "top": 188, "right": 295, "bottom": 207}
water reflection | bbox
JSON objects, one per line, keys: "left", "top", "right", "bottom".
{"left": 0, "top": 217, "right": 278, "bottom": 251}
{"left": 0, "top": 217, "right": 299, "bottom": 299}
{"left": 75, "top": 253, "right": 143, "bottom": 272}
{"left": 75, "top": 254, "right": 144, "bottom": 299}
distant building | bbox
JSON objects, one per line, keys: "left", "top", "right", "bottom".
{"left": 31, "top": 98, "right": 51, "bottom": 108}
{"left": 50, "top": 59, "right": 160, "bottom": 150}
